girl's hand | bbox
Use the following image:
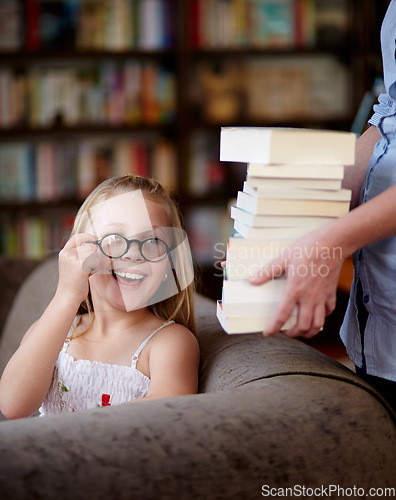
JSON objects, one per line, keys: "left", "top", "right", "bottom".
{"left": 56, "top": 233, "right": 100, "bottom": 305}
{"left": 249, "top": 230, "right": 345, "bottom": 338}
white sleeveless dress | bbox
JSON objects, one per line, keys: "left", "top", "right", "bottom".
{"left": 39, "top": 321, "right": 174, "bottom": 416}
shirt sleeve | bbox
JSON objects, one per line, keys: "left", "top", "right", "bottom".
{"left": 368, "top": 92, "right": 394, "bottom": 126}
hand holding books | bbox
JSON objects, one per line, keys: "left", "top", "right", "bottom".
{"left": 248, "top": 224, "right": 345, "bottom": 338}
{"left": 217, "top": 127, "right": 356, "bottom": 335}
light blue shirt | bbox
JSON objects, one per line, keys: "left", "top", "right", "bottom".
{"left": 340, "top": 0, "right": 396, "bottom": 381}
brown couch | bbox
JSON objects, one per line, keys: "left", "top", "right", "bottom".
{"left": 0, "top": 256, "right": 395, "bottom": 499}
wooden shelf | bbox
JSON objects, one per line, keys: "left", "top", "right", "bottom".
{"left": 0, "top": 199, "right": 82, "bottom": 211}
{"left": 0, "top": 49, "right": 176, "bottom": 65}
{"left": 0, "top": 123, "right": 177, "bottom": 139}
{"left": 186, "top": 117, "right": 355, "bottom": 131}
{"left": 188, "top": 46, "right": 354, "bottom": 59}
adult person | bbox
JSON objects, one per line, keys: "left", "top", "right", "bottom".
{"left": 250, "top": 0, "right": 396, "bottom": 411}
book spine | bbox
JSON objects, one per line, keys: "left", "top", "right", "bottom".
{"left": 2, "top": 60, "right": 174, "bottom": 129}
{"left": 26, "top": 0, "right": 40, "bottom": 52}
{"left": 0, "top": 137, "right": 178, "bottom": 206}
{"left": 190, "top": 0, "right": 322, "bottom": 50}
{"left": 189, "top": 0, "right": 200, "bottom": 48}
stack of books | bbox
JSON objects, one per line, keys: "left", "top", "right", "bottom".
{"left": 217, "top": 127, "right": 356, "bottom": 334}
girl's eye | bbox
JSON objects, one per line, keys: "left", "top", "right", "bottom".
{"left": 101, "top": 234, "right": 127, "bottom": 257}
{"left": 142, "top": 238, "right": 168, "bottom": 261}
{"left": 146, "top": 238, "right": 159, "bottom": 245}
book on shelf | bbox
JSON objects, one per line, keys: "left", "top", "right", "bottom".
{"left": 0, "top": 62, "right": 175, "bottom": 129}
{"left": 24, "top": 0, "right": 175, "bottom": 52}
{"left": 0, "top": 212, "right": 74, "bottom": 258}
{"left": 220, "top": 127, "right": 356, "bottom": 165}
{"left": 0, "top": 144, "right": 35, "bottom": 202}
{"left": 186, "top": 205, "right": 232, "bottom": 266}
{"left": 216, "top": 301, "right": 296, "bottom": 335}
{"left": 188, "top": 0, "right": 345, "bottom": 50}
{"left": 187, "top": 132, "right": 228, "bottom": 196}
{"left": 0, "top": 138, "right": 177, "bottom": 203}
{"left": 217, "top": 126, "right": 355, "bottom": 335}
{"left": 139, "top": 0, "right": 174, "bottom": 49}
{"left": 39, "top": 0, "right": 79, "bottom": 50}
{"left": 244, "top": 55, "right": 350, "bottom": 122}
{"left": 151, "top": 140, "right": 177, "bottom": 192}
{"left": 0, "top": 0, "right": 23, "bottom": 51}
{"left": 315, "top": 0, "right": 350, "bottom": 47}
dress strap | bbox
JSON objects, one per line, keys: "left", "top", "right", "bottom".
{"left": 131, "top": 321, "right": 174, "bottom": 369}
{"left": 61, "top": 339, "right": 70, "bottom": 353}
{"left": 62, "top": 316, "right": 80, "bottom": 353}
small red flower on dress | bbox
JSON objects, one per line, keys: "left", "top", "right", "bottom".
{"left": 101, "top": 394, "right": 111, "bottom": 407}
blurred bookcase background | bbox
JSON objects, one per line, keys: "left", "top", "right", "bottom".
{"left": 0, "top": 0, "right": 388, "bottom": 298}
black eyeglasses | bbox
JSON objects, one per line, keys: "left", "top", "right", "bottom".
{"left": 93, "top": 233, "right": 171, "bottom": 262}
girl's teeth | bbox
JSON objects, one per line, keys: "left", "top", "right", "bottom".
{"left": 115, "top": 271, "right": 144, "bottom": 280}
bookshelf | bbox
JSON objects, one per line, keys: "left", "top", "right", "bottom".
{"left": 0, "top": 0, "right": 388, "bottom": 298}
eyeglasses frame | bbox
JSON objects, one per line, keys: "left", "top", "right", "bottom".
{"left": 92, "top": 233, "right": 172, "bottom": 262}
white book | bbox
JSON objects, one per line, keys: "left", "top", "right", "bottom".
{"left": 139, "top": 0, "right": 162, "bottom": 48}
{"left": 246, "top": 175, "right": 342, "bottom": 191}
{"left": 227, "top": 236, "right": 295, "bottom": 254}
{"left": 226, "top": 236, "right": 294, "bottom": 280}
{"left": 217, "top": 301, "right": 296, "bottom": 334}
{"left": 220, "top": 127, "right": 356, "bottom": 165}
{"left": 247, "top": 163, "right": 345, "bottom": 180}
{"left": 236, "top": 191, "right": 350, "bottom": 217}
{"left": 234, "top": 220, "right": 321, "bottom": 240}
{"left": 231, "top": 206, "right": 335, "bottom": 228}
{"left": 222, "top": 278, "right": 288, "bottom": 303}
{"left": 243, "top": 181, "right": 352, "bottom": 202}
{"left": 219, "top": 298, "right": 298, "bottom": 319}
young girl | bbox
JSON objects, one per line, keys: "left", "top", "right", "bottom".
{"left": 0, "top": 175, "right": 199, "bottom": 418}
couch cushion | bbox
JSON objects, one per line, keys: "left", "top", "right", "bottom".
{"left": 0, "top": 256, "right": 58, "bottom": 378}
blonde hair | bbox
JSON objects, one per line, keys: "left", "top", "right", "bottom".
{"left": 72, "top": 175, "right": 196, "bottom": 335}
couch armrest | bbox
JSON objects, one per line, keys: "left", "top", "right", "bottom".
{"left": 0, "top": 257, "right": 42, "bottom": 338}
{"left": 0, "top": 256, "right": 59, "bottom": 381}
{"left": 0, "top": 373, "right": 395, "bottom": 498}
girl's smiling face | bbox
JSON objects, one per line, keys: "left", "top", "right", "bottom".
{"left": 86, "top": 191, "right": 171, "bottom": 313}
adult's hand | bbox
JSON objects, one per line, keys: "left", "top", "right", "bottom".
{"left": 249, "top": 227, "right": 345, "bottom": 338}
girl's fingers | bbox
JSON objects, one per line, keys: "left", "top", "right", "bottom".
{"left": 81, "top": 251, "right": 100, "bottom": 275}
{"left": 58, "top": 233, "right": 102, "bottom": 283}
{"left": 62, "top": 234, "right": 98, "bottom": 268}
{"left": 63, "top": 233, "right": 97, "bottom": 250}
